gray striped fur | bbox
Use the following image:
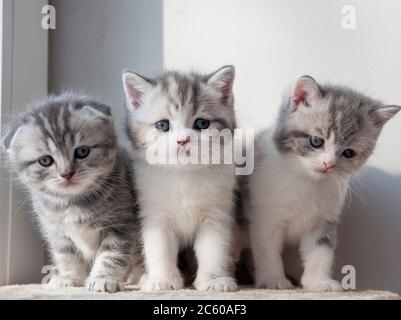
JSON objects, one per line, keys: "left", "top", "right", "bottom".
{"left": 2, "top": 94, "right": 141, "bottom": 292}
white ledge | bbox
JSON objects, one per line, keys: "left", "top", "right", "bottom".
{"left": 0, "top": 284, "right": 399, "bottom": 300}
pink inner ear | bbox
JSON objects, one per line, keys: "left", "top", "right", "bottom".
{"left": 373, "top": 117, "right": 386, "bottom": 127}
{"left": 218, "top": 83, "right": 232, "bottom": 104}
{"left": 127, "top": 84, "right": 142, "bottom": 108}
{"left": 293, "top": 87, "right": 309, "bottom": 107}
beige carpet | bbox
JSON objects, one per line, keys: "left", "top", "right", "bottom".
{"left": 0, "top": 284, "right": 399, "bottom": 300}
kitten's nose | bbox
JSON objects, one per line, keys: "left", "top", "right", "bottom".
{"left": 177, "top": 136, "right": 190, "bottom": 146}
{"left": 61, "top": 171, "right": 76, "bottom": 181}
{"left": 323, "top": 161, "right": 336, "bottom": 172}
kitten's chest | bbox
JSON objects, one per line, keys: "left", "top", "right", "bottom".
{"left": 282, "top": 179, "right": 347, "bottom": 239}
{"left": 137, "top": 165, "right": 235, "bottom": 212}
{"left": 55, "top": 207, "right": 101, "bottom": 260}
{"left": 64, "top": 219, "right": 101, "bottom": 260}
{"left": 42, "top": 205, "right": 102, "bottom": 261}
{"left": 137, "top": 164, "right": 235, "bottom": 242}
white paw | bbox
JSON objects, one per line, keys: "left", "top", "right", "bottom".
{"left": 256, "top": 277, "right": 295, "bottom": 290}
{"left": 302, "top": 279, "right": 343, "bottom": 292}
{"left": 141, "top": 275, "right": 184, "bottom": 291}
{"left": 86, "top": 277, "right": 122, "bottom": 293}
{"left": 195, "top": 277, "right": 238, "bottom": 292}
{"left": 47, "top": 276, "right": 83, "bottom": 288}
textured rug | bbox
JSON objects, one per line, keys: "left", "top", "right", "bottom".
{"left": 0, "top": 284, "right": 399, "bottom": 300}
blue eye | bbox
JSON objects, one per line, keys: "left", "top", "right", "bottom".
{"left": 75, "top": 146, "right": 90, "bottom": 159}
{"left": 155, "top": 120, "right": 170, "bottom": 132}
{"left": 309, "top": 136, "right": 324, "bottom": 148}
{"left": 194, "top": 118, "right": 210, "bottom": 130}
{"left": 38, "top": 155, "right": 54, "bottom": 167}
{"left": 343, "top": 148, "right": 356, "bottom": 158}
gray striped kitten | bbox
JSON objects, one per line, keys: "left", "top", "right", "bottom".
{"left": 2, "top": 94, "right": 140, "bottom": 292}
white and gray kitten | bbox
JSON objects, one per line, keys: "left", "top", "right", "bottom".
{"left": 122, "top": 66, "right": 238, "bottom": 291}
{"left": 2, "top": 94, "right": 141, "bottom": 292}
{"left": 247, "top": 76, "right": 400, "bottom": 291}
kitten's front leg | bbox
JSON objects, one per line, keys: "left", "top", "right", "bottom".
{"left": 125, "top": 254, "right": 145, "bottom": 286}
{"left": 86, "top": 232, "right": 134, "bottom": 293}
{"left": 193, "top": 218, "right": 238, "bottom": 292}
{"left": 141, "top": 218, "right": 184, "bottom": 291}
{"left": 249, "top": 214, "right": 294, "bottom": 289}
{"left": 300, "top": 220, "right": 342, "bottom": 292}
{"left": 48, "top": 236, "right": 88, "bottom": 288}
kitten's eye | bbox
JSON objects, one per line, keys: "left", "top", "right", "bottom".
{"left": 194, "top": 118, "right": 210, "bottom": 130}
{"left": 343, "top": 148, "right": 356, "bottom": 158}
{"left": 38, "top": 155, "right": 54, "bottom": 167}
{"left": 155, "top": 120, "right": 169, "bottom": 132}
{"left": 309, "top": 136, "right": 325, "bottom": 148}
{"left": 75, "top": 146, "right": 90, "bottom": 159}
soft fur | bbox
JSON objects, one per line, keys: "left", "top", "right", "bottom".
{"left": 123, "top": 66, "right": 239, "bottom": 292}
{"left": 2, "top": 94, "right": 141, "bottom": 292}
{"left": 247, "top": 76, "right": 400, "bottom": 291}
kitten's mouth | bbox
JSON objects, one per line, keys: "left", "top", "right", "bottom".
{"left": 59, "top": 180, "right": 79, "bottom": 187}
{"left": 177, "top": 146, "right": 191, "bottom": 157}
{"left": 314, "top": 168, "right": 336, "bottom": 176}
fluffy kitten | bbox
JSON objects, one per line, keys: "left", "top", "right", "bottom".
{"left": 122, "top": 66, "right": 238, "bottom": 291}
{"left": 248, "top": 76, "right": 400, "bottom": 291}
{"left": 2, "top": 94, "right": 140, "bottom": 292}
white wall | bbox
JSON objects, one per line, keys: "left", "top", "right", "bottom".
{"left": 164, "top": 0, "right": 401, "bottom": 293}
{"left": 164, "top": 0, "right": 401, "bottom": 129}
{"left": 50, "top": 0, "right": 401, "bottom": 293}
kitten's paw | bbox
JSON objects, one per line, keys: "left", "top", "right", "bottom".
{"left": 86, "top": 277, "right": 122, "bottom": 293}
{"left": 141, "top": 275, "right": 184, "bottom": 291}
{"left": 195, "top": 277, "right": 238, "bottom": 292}
{"left": 302, "top": 279, "right": 343, "bottom": 292}
{"left": 256, "top": 277, "right": 295, "bottom": 290}
{"left": 47, "top": 276, "right": 83, "bottom": 288}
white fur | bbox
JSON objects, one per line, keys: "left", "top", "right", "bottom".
{"left": 248, "top": 129, "right": 348, "bottom": 291}
{"left": 122, "top": 67, "right": 238, "bottom": 292}
{"left": 136, "top": 160, "right": 238, "bottom": 292}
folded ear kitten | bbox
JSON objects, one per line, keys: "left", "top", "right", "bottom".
{"left": 247, "top": 76, "right": 400, "bottom": 291}
{"left": 122, "top": 66, "right": 239, "bottom": 292}
{"left": 2, "top": 94, "right": 141, "bottom": 293}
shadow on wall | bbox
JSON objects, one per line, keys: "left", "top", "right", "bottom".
{"left": 335, "top": 166, "right": 401, "bottom": 294}
{"left": 283, "top": 166, "right": 401, "bottom": 294}
{"left": 50, "top": 0, "right": 164, "bottom": 136}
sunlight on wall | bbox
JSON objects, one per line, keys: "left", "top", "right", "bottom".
{"left": 164, "top": 0, "right": 401, "bottom": 293}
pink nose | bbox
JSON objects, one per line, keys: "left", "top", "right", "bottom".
{"left": 61, "top": 171, "right": 75, "bottom": 181}
{"left": 177, "top": 136, "right": 190, "bottom": 146}
{"left": 323, "top": 161, "right": 336, "bottom": 172}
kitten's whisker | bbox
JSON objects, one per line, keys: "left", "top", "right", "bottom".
{"left": 348, "top": 176, "right": 368, "bottom": 207}
{"left": 11, "top": 196, "right": 31, "bottom": 215}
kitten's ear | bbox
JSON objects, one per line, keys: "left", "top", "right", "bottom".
{"left": 122, "top": 71, "right": 154, "bottom": 108}
{"left": 289, "top": 76, "right": 321, "bottom": 112}
{"left": 2, "top": 121, "right": 24, "bottom": 151}
{"left": 207, "top": 65, "right": 235, "bottom": 104}
{"left": 369, "top": 105, "right": 401, "bottom": 127}
{"left": 82, "top": 103, "right": 112, "bottom": 120}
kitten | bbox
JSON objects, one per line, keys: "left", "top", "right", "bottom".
{"left": 122, "top": 66, "right": 238, "bottom": 291}
{"left": 2, "top": 94, "right": 140, "bottom": 292}
{"left": 247, "top": 76, "right": 400, "bottom": 291}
